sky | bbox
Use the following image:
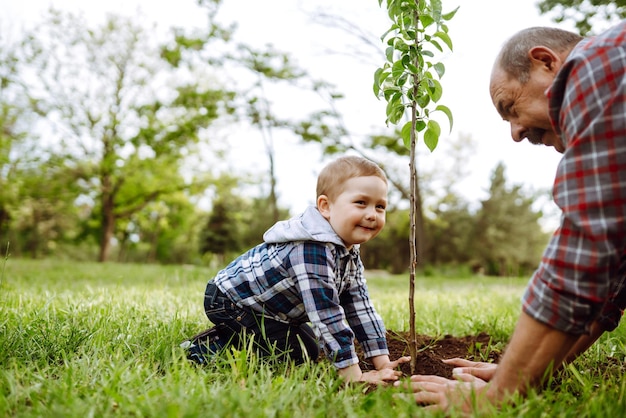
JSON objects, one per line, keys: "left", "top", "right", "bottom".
{"left": 2, "top": 0, "right": 594, "bottom": 225}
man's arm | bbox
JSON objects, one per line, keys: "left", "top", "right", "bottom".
{"left": 563, "top": 320, "right": 605, "bottom": 364}
{"left": 486, "top": 311, "right": 579, "bottom": 401}
{"left": 401, "top": 312, "right": 586, "bottom": 412}
{"left": 445, "top": 319, "right": 606, "bottom": 380}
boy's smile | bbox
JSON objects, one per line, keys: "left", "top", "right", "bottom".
{"left": 317, "top": 175, "right": 387, "bottom": 249}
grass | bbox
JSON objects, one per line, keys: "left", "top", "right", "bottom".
{"left": 0, "top": 258, "right": 624, "bottom": 417}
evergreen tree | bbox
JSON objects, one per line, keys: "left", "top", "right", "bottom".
{"left": 472, "top": 163, "right": 549, "bottom": 276}
{"left": 200, "top": 199, "right": 241, "bottom": 266}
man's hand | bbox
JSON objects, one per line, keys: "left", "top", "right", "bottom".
{"left": 395, "top": 373, "right": 489, "bottom": 413}
{"left": 443, "top": 358, "right": 498, "bottom": 381}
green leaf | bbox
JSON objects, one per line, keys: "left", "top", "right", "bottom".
{"left": 380, "top": 25, "right": 399, "bottom": 42}
{"left": 389, "top": 103, "right": 405, "bottom": 125}
{"left": 424, "top": 120, "right": 441, "bottom": 151}
{"left": 434, "top": 31, "right": 453, "bottom": 51}
{"left": 383, "top": 87, "right": 400, "bottom": 101}
{"left": 373, "top": 68, "right": 385, "bottom": 96}
{"left": 391, "top": 59, "right": 405, "bottom": 78}
{"left": 429, "top": 39, "right": 443, "bottom": 53}
{"left": 419, "top": 14, "right": 434, "bottom": 28}
{"left": 400, "top": 120, "right": 413, "bottom": 148}
{"left": 417, "top": 91, "right": 430, "bottom": 108}
{"left": 385, "top": 46, "right": 394, "bottom": 62}
{"left": 387, "top": 91, "right": 404, "bottom": 122}
{"left": 435, "top": 104, "right": 454, "bottom": 132}
{"left": 428, "top": 78, "right": 443, "bottom": 102}
{"left": 431, "top": 0, "right": 443, "bottom": 21}
{"left": 433, "top": 62, "right": 445, "bottom": 78}
{"left": 397, "top": 72, "right": 408, "bottom": 87}
{"left": 442, "top": 7, "right": 460, "bottom": 21}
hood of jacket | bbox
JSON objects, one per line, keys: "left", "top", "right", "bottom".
{"left": 263, "top": 205, "right": 347, "bottom": 248}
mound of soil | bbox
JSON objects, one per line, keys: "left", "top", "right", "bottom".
{"left": 358, "top": 331, "right": 500, "bottom": 379}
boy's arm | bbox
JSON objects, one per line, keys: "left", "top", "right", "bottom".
{"left": 371, "top": 354, "right": 410, "bottom": 370}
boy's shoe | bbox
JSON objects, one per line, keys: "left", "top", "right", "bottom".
{"left": 180, "top": 326, "right": 225, "bottom": 365}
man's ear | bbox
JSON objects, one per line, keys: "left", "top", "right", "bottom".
{"left": 528, "top": 46, "right": 561, "bottom": 73}
{"left": 317, "top": 195, "right": 331, "bottom": 219}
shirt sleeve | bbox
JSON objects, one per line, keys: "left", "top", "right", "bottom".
{"left": 339, "top": 256, "right": 389, "bottom": 359}
{"left": 523, "top": 33, "right": 626, "bottom": 334}
{"left": 291, "top": 242, "right": 361, "bottom": 369}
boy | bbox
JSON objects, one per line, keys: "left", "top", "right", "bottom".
{"left": 183, "top": 155, "right": 410, "bottom": 384}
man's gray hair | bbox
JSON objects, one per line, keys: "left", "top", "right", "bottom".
{"left": 496, "top": 27, "right": 583, "bottom": 83}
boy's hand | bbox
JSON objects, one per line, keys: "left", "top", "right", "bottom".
{"left": 385, "top": 355, "right": 411, "bottom": 369}
{"left": 370, "top": 354, "right": 411, "bottom": 371}
{"left": 360, "top": 368, "right": 404, "bottom": 384}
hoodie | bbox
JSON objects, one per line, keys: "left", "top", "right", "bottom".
{"left": 213, "top": 205, "right": 389, "bottom": 369}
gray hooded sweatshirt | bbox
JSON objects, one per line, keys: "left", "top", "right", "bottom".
{"left": 213, "top": 205, "right": 388, "bottom": 369}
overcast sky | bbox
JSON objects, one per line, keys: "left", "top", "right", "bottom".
{"left": 3, "top": 0, "right": 601, "bottom": 226}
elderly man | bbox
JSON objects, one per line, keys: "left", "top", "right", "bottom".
{"left": 402, "top": 21, "right": 626, "bottom": 413}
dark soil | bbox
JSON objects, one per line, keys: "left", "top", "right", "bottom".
{"left": 351, "top": 330, "right": 501, "bottom": 391}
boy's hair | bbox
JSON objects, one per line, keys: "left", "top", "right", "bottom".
{"left": 316, "top": 155, "right": 387, "bottom": 201}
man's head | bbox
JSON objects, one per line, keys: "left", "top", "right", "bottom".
{"left": 489, "top": 27, "right": 583, "bottom": 153}
{"left": 316, "top": 156, "right": 388, "bottom": 248}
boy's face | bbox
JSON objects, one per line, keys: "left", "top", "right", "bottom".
{"left": 317, "top": 176, "right": 387, "bottom": 249}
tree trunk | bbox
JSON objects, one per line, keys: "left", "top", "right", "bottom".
{"left": 414, "top": 174, "right": 425, "bottom": 263}
{"left": 99, "top": 190, "right": 115, "bottom": 262}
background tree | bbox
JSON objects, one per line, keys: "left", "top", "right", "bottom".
{"left": 200, "top": 198, "right": 242, "bottom": 267}
{"left": 0, "top": 32, "right": 33, "bottom": 254}
{"left": 537, "top": 0, "right": 626, "bottom": 35}
{"left": 421, "top": 133, "right": 475, "bottom": 267}
{"left": 198, "top": 172, "right": 291, "bottom": 266}
{"left": 472, "top": 163, "right": 549, "bottom": 276}
{"left": 13, "top": 10, "right": 232, "bottom": 262}
{"left": 232, "top": 44, "right": 316, "bottom": 224}
{"left": 11, "top": 158, "right": 82, "bottom": 259}
{"left": 165, "top": 3, "right": 342, "bottom": 226}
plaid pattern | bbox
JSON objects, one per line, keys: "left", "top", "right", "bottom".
{"left": 524, "top": 20, "right": 626, "bottom": 333}
{"left": 214, "top": 240, "right": 388, "bottom": 369}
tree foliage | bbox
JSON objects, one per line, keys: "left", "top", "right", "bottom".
{"left": 376, "top": 0, "right": 457, "bottom": 374}
{"left": 537, "top": 0, "right": 626, "bottom": 35}
{"left": 472, "top": 163, "right": 548, "bottom": 276}
{"left": 10, "top": 10, "right": 231, "bottom": 261}
{"left": 0, "top": 1, "right": 551, "bottom": 273}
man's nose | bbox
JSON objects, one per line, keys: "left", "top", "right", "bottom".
{"left": 510, "top": 122, "right": 525, "bottom": 143}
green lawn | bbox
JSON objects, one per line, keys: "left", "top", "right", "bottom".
{"left": 1, "top": 258, "right": 624, "bottom": 417}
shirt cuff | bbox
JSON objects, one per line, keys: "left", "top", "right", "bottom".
{"left": 359, "top": 337, "right": 389, "bottom": 359}
{"left": 597, "top": 300, "right": 625, "bottom": 332}
{"left": 331, "top": 346, "right": 360, "bottom": 370}
{"left": 522, "top": 274, "right": 604, "bottom": 334}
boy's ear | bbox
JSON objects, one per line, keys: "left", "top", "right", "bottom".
{"left": 317, "top": 195, "right": 331, "bottom": 219}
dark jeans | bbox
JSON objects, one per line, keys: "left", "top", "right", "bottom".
{"left": 204, "top": 281, "right": 319, "bottom": 364}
